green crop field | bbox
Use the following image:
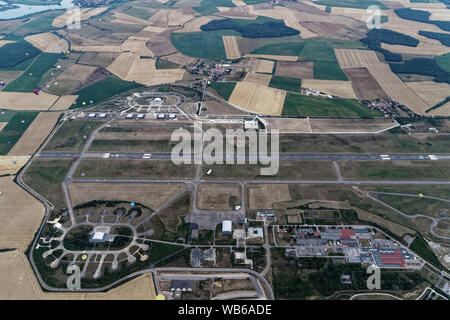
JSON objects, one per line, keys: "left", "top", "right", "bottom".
{"left": 22, "top": 10, "right": 63, "bottom": 31}
{"left": 210, "top": 81, "right": 236, "bottom": 100}
{"left": 0, "top": 111, "right": 38, "bottom": 155}
{"left": 72, "top": 77, "right": 143, "bottom": 108}
{"left": 282, "top": 92, "right": 382, "bottom": 117}
{"left": 193, "top": 0, "right": 235, "bottom": 15}
{"left": 436, "top": 53, "right": 450, "bottom": 72}
{"left": 269, "top": 76, "right": 301, "bottom": 92}
{"left": 171, "top": 30, "right": 239, "bottom": 60}
{"left": 315, "top": 0, "right": 388, "bottom": 9}
{"left": 4, "top": 53, "right": 62, "bottom": 92}
{"left": 0, "top": 42, "right": 40, "bottom": 69}
{"left": 314, "top": 61, "right": 348, "bottom": 80}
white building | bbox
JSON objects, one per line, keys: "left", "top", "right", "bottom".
{"left": 222, "top": 220, "right": 232, "bottom": 235}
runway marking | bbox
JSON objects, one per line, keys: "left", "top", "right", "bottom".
{"left": 428, "top": 155, "right": 437, "bottom": 160}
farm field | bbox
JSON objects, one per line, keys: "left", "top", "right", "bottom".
{"left": 8, "top": 112, "right": 61, "bottom": 156}
{"left": 24, "top": 32, "right": 68, "bottom": 53}
{"left": 281, "top": 92, "right": 381, "bottom": 117}
{"left": 301, "top": 80, "right": 357, "bottom": 99}
{"left": 335, "top": 49, "right": 431, "bottom": 115}
{"left": 0, "top": 250, "right": 156, "bottom": 299}
{"left": 0, "top": 176, "right": 45, "bottom": 251}
{"left": 268, "top": 76, "right": 301, "bottom": 92}
{"left": 223, "top": 35, "right": 241, "bottom": 59}
{"left": 0, "top": 155, "right": 29, "bottom": 175}
{"left": 0, "top": 111, "right": 38, "bottom": 155}
{"left": 3, "top": 53, "right": 62, "bottom": 92}
{"left": 228, "top": 81, "right": 286, "bottom": 115}
{"left": 247, "top": 184, "right": 291, "bottom": 210}
{"left": 253, "top": 59, "right": 274, "bottom": 73}
{"left": 243, "top": 72, "right": 272, "bottom": 86}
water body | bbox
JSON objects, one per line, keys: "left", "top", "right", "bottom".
{"left": 0, "top": 0, "right": 75, "bottom": 20}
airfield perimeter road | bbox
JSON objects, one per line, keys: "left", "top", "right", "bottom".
{"left": 38, "top": 152, "right": 450, "bottom": 161}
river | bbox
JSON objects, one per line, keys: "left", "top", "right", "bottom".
{"left": 0, "top": 0, "right": 75, "bottom": 20}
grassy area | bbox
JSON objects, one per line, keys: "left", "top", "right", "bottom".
{"left": 0, "top": 111, "right": 38, "bottom": 154}
{"left": 73, "top": 159, "right": 196, "bottom": 179}
{"left": 44, "top": 120, "right": 104, "bottom": 152}
{"left": 4, "top": 53, "right": 62, "bottom": 92}
{"left": 269, "top": 76, "right": 301, "bottom": 92}
{"left": 374, "top": 194, "right": 450, "bottom": 218}
{"left": 210, "top": 81, "right": 236, "bottom": 100}
{"left": 372, "top": 186, "right": 450, "bottom": 200}
{"left": 339, "top": 160, "right": 450, "bottom": 180}
{"left": 171, "top": 30, "right": 238, "bottom": 60}
{"left": 22, "top": 159, "right": 73, "bottom": 208}
{"left": 202, "top": 160, "right": 336, "bottom": 180}
{"left": 72, "top": 77, "right": 143, "bottom": 108}
{"left": 278, "top": 133, "right": 450, "bottom": 154}
{"left": 410, "top": 236, "right": 443, "bottom": 269}
{"left": 281, "top": 92, "right": 381, "bottom": 117}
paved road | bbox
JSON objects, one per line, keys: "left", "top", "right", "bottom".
{"left": 38, "top": 152, "right": 450, "bottom": 161}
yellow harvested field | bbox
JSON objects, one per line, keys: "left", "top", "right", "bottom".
{"left": 223, "top": 36, "right": 241, "bottom": 59}
{"left": 120, "top": 38, "right": 153, "bottom": 56}
{"left": 68, "top": 182, "right": 185, "bottom": 210}
{"left": 174, "top": 16, "right": 217, "bottom": 32}
{"left": 243, "top": 72, "right": 272, "bottom": 86}
{"left": 302, "top": 0, "right": 326, "bottom": 11}
{"left": 142, "top": 25, "right": 168, "bottom": 34}
{"left": 334, "top": 49, "right": 379, "bottom": 69}
{"left": 0, "top": 92, "right": 59, "bottom": 110}
{"left": 334, "top": 49, "right": 429, "bottom": 115}
{"left": 107, "top": 52, "right": 185, "bottom": 86}
{"left": 168, "top": 8, "right": 198, "bottom": 27}
{"left": 406, "top": 81, "right": 450, "bottom": 108}
{"left": 56, "top": 64, "right": 97, "bottom": 82}
{"left": 71, "top": 45, "right": 122, "bottom": 52}
{"left": 229, "top": 82, "right": 286, "bottom": 115}
{"left": 24, "top": 33, "right": 68, "bottom": 53}
{"left": 419, "top": 8, "right": 450, "bottom": 21}
{"left": 8, "top": 112, "right": 61, "bottom": 156}
{"left": 49, "top": 95, "right": 78, "bottom": 111}
{"left": 0, "top": 176, "right": 45, "bottom": 251}
{"left": 244, "top": 54, "right": 298, "bottom": 61}
{"left": 0, "top": 40, "right": 14, "bottom": 48}
{"left": 254, "top": 59, "right": 274, "bottom": 73}
{"left": 111, "top": 12, "right": 151, "bottom": 25}
{"left": 0, "top": 156, "right": 30, "bottom": 175}
{"left": 0, "top": 250, "right": 157, "bottom": 300}
{"left": 156, "top": 0, "right": 169, "bottom": 3}
{"left": 301, "top": 80, "right": 357, "bottom": 99}
{"left": 164, "top": 52, "right": 197, "bottom": 65}
{"left": 52, "top": 7, "right": 108, "bottom": 28}
{"left": 380, "top": 41, "right": 448, "bottom": 56}
{"left": 428, "top": 102, "right": 450, "bottom": 116}
{"left": 0, "top": 122, "right": 6, "bottom": 131}
{"left": 248, "top": 6, "right": 318, "bottom": 38}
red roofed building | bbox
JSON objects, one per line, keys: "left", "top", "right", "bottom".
{"left": 340, "top": 228, "right": 354, "bottom": 239}
{"left": 380, "top": 250, "right": 405, "bottom": 267}
{"left": 314, "top": 231, "right": 321, "bottom": 237}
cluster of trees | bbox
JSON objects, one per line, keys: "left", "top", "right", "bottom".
{"left": 390, "top": 58, "right": 450, "bottom": 83}
{"left": 201, "top": 19, "right": 299, "bottom": 38}
{"left": 361, "top": 29, "right": 403, "bottom": 62}
{"left": 395, "top": 8, "right": 450, "bottom": 32}
{"left": 367, "top": 29, "right": 419, "bottom": 47}
{"left": 418, "top": 31, "right": 450, "bottom": 47}
{"left": 0, "top": 42, "right": 40, "bottom": 68}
